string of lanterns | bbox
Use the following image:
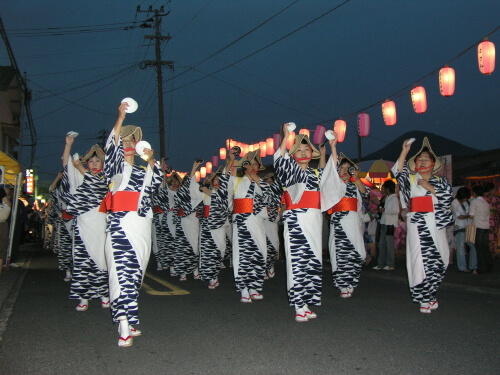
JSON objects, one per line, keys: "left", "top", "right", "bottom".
{"left": 175, "top": 36, "right": 496, "bottom": 182}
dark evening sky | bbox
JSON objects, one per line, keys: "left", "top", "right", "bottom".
{"left": 1, "top": 0, "right": 499, "bottom": 179}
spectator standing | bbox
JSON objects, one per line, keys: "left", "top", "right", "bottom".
{"left": 451, "top": 187, "right": 471, "bottom": 272}
{"left": 469, "top": 185, "right": 493, "bottom": 274}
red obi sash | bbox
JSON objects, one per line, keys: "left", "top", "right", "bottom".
{"left": 61, "top": 210, "right": 74, "bottom": 220}
{"left": 203, "top": 205, "right": 210, "bottom": 218}
{"left": 410, "top": 196, "right": 434, "bottom": 212}
{"left": 233, "top": 198, "right": 254, "bottom": 214}
{"left": 283, "top": 191, "right": 321, "bottom": 210}
{"left": 327, "top": 197, "right": 357, "bottom": 215}
{"left": 153, "top": 206, "right": 164, "bottom": 214}
{"left": 99, "top": 191, "right": 140, "bottom": 213}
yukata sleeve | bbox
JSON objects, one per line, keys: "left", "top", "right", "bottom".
{"left": 273, "top": 148, "right": 305, "bottom": 188}
{"left": 320, "top": 155, "right": 344, "bottom": 211}
{"left": 137, "top": 162, "right": 162, "bottom": 217}
{"left": 433, "top": 176, "right": 454, "bottom": 229}
{"left": 253, "top": 179, "right": 269, "bottom": 215}
{"left": 176, "top": 176, "right": 193, "bottom": 212}
{"left": 213, "top": 172, "right": 230, "bottom": 212}
{"left": 392, "top": 161, "right": 410, "bottom": 208}
{"left": 59, "top": 165, "right": 72, "bottom": 203}
{"left": 104, "top": 130, "right": 124, "bottom": 181}
{"left": 269, "top": 179, "right": 284, "bottom": 206}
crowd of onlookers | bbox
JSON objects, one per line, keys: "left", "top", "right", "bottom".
{"left": 358, "top": 181, "right": 499, "bottom": 275}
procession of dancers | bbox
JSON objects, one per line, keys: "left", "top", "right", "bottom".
{"left": 44, "top": 101, "right": 453, "bottom": 347}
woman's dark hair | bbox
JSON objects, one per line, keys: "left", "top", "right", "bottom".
{"left": 456, "top": 187, "right": 470, "bottom": 201}
{"left": 382, "top": 180, "right": 396, "bottom": 194}
{"left": 416, "top": 147, "right": 436, "bottom": 162}
{"left": 473, "top": 185, "right": 484, "bottom": 197}
{"left": 483, "top": 182, "right": 495, "bottom": 193}
{"left": 0, "top": 188, "right": 6, "bottom": 200}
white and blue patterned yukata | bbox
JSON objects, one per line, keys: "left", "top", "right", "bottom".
{"left": 322, "top": 157, "right": 369, "bottom": 293}
{"left": 264, "top": 179, "right": 283, "bottom": 273}
{"left": 151, "top": 185, "right": 171, "bottom": 268}
{"left": 274, "top": 150, "right": 323, "bottom": 310}
{"left": 50, "top": 188, "right": 73, "bottom": 271}
{"left": 104, "top": 131, "right": 162, "bottom": 324}
{"left": 218, "top": 172, "right": 270, "bottom": 294}
{"left": 199, "top": 183, "right": 230, "bottom": 283}
{"left": 60, "top": 163, "right": 108, "bottom": 301}
{"left": 392, "top": 162, "right": 453, "bottom": 304}
{"left": 173, "top": 176, "right": 201, "bottom": 277}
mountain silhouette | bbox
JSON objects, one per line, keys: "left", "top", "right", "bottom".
{"left": 362, "top": 131, "right": 480, "bottom": 161}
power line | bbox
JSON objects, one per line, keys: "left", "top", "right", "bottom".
{"left": 165, "top": 0, "right": 352, "bottom": 92}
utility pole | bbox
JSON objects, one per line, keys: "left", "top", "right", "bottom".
{"left": 138, "top": 6, "right": 174, "bottom": 159}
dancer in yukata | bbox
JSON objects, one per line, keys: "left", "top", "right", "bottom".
{"left": 199, "top": 167, "right": 230, "bottom": 289}
{"left": 151, "top": 159, "right": 171, "bottom": 271}
{"left": 393, "top": 137, "right": 453, "bottom": 313}
{"left": 274, "top": 123, "right": 327, "bottom": 322}
{"left": 59, "top": 135, "right": 109, "bottom": 312}
{"left": 164, "top": 172, "right": 182, "bottom": 276}
{"left": 49, "top": 171, "right": 73, "bottom": 282}
{"left": 103, "top": 102, "right": 162, "bottom": 347}
{"left": 219, "top": 148, "right": 270, "bottom": 303}
{"left": 321, "top": 139, "right": 370, "bottom": 299}
{"left": 173, "top": 160, "right": 203, "bottom": 281}
{"left": 263, "top": 172, "right": 283, "bottom": 279}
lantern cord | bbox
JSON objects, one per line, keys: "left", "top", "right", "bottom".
{"left": 303, "top": 23, "right": 500, "bottom": 127}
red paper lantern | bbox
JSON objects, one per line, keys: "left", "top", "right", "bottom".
{"left": 259, "top": 142, "right": 267, "bottom": 158}
{"left": 205, "top": 162, "right": 212, "bottom": 174}
{"left": 381, "top": 100, "right": 397, "bottom": 126}
{"left": 241, "top": 144, "right": 248, "bottom": 157}
{"left": 299, "top": 128, "right": 310, "bottom": 138}
{"left": 286, "top": 131, "right": 295, "bottom": 150}
{"left": 411, "top": 86, "right": 427, "bottom": 114}
{"left": 334, "top": 120, "right": 346, "bottom": 143}
{"left": 357, "top": 113, "right": 370, "bottom": 137}
{"left": 211, "top": 155, "right": 219, "bottom": 167}
{"left": 478, "top": 41, "right": 495, "bottom": 75}
{"left": 220, "top": 147, "right": 226, "bottom": 160}
{"left": 266, "top": 138, "right": 274, "bottom": 155}
{"left": 313, "top": 125, "right": 326, "bottom": 144}
{"left": 439, "top": 67, "right": 455, "bottom": 97}
{"left": 225, "top": 139, "right": 233, "bottom": 150}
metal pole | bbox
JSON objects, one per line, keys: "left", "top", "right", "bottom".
{"left": 6, "top": 172, "right": 22, "bottom": 270}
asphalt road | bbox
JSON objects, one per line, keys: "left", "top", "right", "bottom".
{"left": 1, "top": 248, "right": 499, "bottom": 375}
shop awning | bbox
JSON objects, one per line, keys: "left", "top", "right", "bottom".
{"left": 0, "top": 151, "right": 21, "bottom": 185}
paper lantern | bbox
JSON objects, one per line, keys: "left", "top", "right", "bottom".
{"left": 266, "top": 138, "right": 274, "bottom": 155}
{"left": 299, "top": 128, "right": 310, "bottom": 138}
{"left": 357, "top": 113, "right": 370, "bottom": 137}
{"left": 313, "top": 125, "right": 326, "bottom": 144}
{"left": 478, "top": 41, "right": 495, "bottom": 75}
{"left": 195, "top": 171, "right": 201, "bottom": 182}
{"left": 211, "top": 155, "right": 219, "bottom": 167}
{"left": 411, "top": 86, "right": 427, "bottom": 114}
{"left": 220, "top": 147, "right": 226, "bottom": 160}
{"left": 241, "top": 144, "right": 248, "bottom": 157}
{"left": 273, "top": 133, "right": 280, "bottom": 151}
{"left": 200, "top": 167, "right": 207, "bottom": 178}
{"left": 259, "top": 142, "right": 267, "bottom": 158}
{"left": 205, "top": 162, "right": 212, "bottom": 174}
{"left": 439, "top": 67, "right": 455, "bottom": 97}
{"left": 249, "top": 144, "right": 255, "bottom": 152}
{"left": 381, "top": 100, "right": 397, "bottom": 126}
{"left": 334, "top": 120, "right": 346, "bottom": 143}
{"left": 286, "top": 131, "right": 295, "bottom": 150}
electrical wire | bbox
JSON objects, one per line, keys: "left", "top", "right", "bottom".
{"left": 165, "top": 0, "right": 351, "bottom": 92}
